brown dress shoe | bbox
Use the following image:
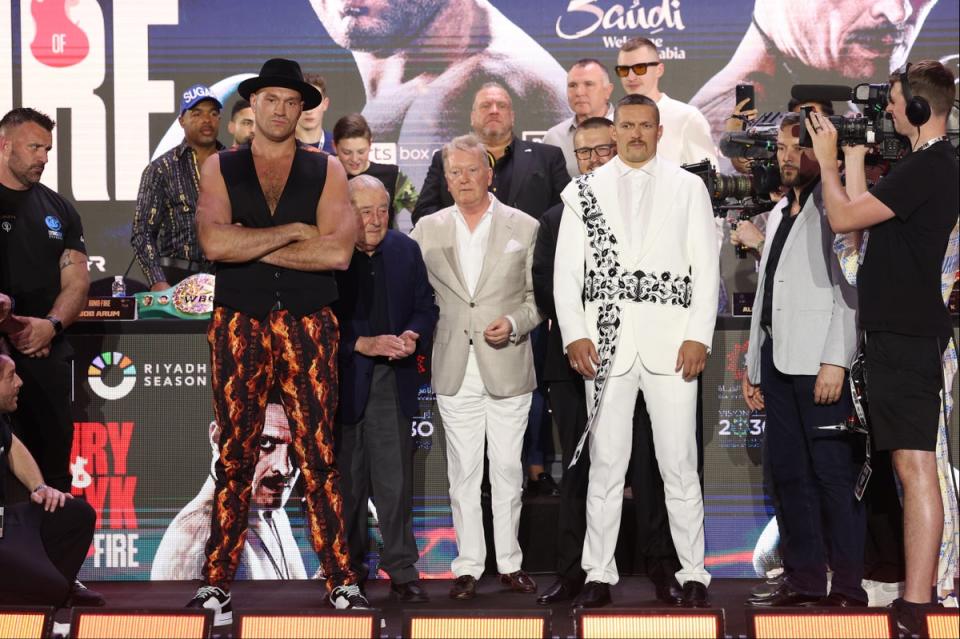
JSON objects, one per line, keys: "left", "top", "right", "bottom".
{"left": 449, "top": 575, "right": 477, "bottom": 600}
{"left": 499, "top": 570, "right": 537, "bottom": 593}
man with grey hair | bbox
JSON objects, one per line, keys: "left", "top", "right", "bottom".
{"left": 411, "top": 134, "right": 542, "bottom": 600}
{"left": 412, "top": 83, "right": 569, "bottom": 224}
{"left": 543, "top": 59, "right": 615, "bottom": 178}
{"left": 334, "top": 174, "right": 437, "bottom": 603}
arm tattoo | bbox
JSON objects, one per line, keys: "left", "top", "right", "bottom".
{"left": 59, "top": 252, "right": 75, "bottom": 270}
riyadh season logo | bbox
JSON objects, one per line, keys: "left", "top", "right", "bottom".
{"left": 87, "top": 351, "right": 137, "bottom": 400}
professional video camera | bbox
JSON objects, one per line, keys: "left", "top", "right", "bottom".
{"left": 682, "top": 158, "right": 779, "bottom": 258}
{"left": 792, "top": 84, "right": 905, "bottom": 159}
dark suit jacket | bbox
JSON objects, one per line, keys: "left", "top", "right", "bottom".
{"left": 531, "top": 203, "right": 578, "bottom": 384}
{"left": 334, "top": 230, "right": 438, "bottom": 423}
{"left": 411, "top": 136, "right": 570, "bottom": 224}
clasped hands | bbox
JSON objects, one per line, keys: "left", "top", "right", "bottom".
{"left": 355, "top": 330, "right": 420, "bottom": 360}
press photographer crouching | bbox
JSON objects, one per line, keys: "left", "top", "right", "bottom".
{"left": 806, "top": 60, "right": 958, "bottom": 635}
{"left": 733, "top": 113, "right": 865, "bottom": 608}
{"left": 0, "top": 351, "right": 102, "bottom": 607}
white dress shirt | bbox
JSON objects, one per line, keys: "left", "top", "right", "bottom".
{"left": 613, "top": 155, "right": 658, "bottom": 254}
{"left": 453, "top": 195, "right": 495, "bottom": 296}
{"left": 655, "top": 94, "right": 718, "bottom": 168}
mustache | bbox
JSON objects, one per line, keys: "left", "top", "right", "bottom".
{"left": 847, "top": 25, "right": 906, "bottom": 48}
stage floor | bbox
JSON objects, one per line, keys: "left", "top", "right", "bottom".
{"left": 59, "top": 577, "right": 765, "bottom": 638}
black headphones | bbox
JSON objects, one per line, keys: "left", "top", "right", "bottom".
{"left": 900, "top": 63, "right": 931, "bottom": 127}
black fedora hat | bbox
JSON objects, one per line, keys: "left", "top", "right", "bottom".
{"left": 238, "top": 58, "right": 323, "bottom": 110}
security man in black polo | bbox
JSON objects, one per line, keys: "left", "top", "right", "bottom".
{"left": 0, "top": 108, "right": 90, "bottom": 496}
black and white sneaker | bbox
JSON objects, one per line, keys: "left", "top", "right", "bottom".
{"left": 186, "top": 585, "right": 233, "bottom": 626}
{"left": 329, "top": 584, "right": 371, "bottom": 609}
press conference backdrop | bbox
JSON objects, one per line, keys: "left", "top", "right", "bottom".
{"left": 1, "top": 0, "right": 957, "bottom": 298}
{"left": 2, "top": 0, "right": 956, "bottom": 580}
{"left": 69, "top": 325, "right": 960, "bottom": 581}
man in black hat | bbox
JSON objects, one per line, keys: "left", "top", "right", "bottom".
{"left": 185, "top": 58, "right": 364, "bottom": 623}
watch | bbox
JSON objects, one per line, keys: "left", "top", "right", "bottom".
{"left": 45, "top": 316, "right": 63, "bottom": 336}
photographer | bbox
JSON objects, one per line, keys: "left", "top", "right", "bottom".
{"left": 735, "top": 113, "right": 864, "bottom": 608}
{"left": 807, "top": 60, "right": 958, "bottom": 635}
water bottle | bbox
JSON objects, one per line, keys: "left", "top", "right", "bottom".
{"left": 111, "top": 275, "right": 126, "bottom": 297}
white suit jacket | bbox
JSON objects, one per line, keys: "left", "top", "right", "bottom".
{"left": 745, "top": 185, "right": 859, "bottom": 383}
{"left": 553, "top": 155, "right": 719, "bottom": 377}
{"left": 411, "top": 197, "right": 542, "bottom": 397}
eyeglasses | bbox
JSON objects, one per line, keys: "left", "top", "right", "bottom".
{"left": 573, "top": 143, "right": 616, "bottom": 160}
{"left": 614, "top": 62, "right": 660, "bottom": 78}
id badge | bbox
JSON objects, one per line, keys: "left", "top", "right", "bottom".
{"left": 855, "top": 462, "right": 872, "bottom": 502}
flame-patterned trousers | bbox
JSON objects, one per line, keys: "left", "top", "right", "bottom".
{"left": 202, "top": 306, "right": 356, "bottom": 591}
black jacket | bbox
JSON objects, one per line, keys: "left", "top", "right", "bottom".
{"left": 411, "top": 136, "right": 570, "bottom": 224}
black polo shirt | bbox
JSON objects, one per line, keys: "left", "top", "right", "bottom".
{"left": 489, "top": 145, "right": 514, "bottom": 202}
{"left": 355, "top": 248, "right": 389, "bottom": 340}
{"left": 0, "top": 182, "right": 86, "bottom": 318}
{"left": 760, "top": 179, "right": 819, "bottom": 333}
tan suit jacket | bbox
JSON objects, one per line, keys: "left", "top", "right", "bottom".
{"left": 411, "top": 197, "right": 542, "bottom": 397}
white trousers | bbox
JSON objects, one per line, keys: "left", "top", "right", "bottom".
{"left": 436, "top": 349, "right": 531, "bottom": 578}
{"left": 583, "top": 354, "right": 711, "bottom": 586}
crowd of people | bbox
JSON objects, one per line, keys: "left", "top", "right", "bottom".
{"left": 0, "top": 30, "right": 957, "bottom": 639}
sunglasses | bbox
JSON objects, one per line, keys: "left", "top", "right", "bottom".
{"left": 614, "top": 62, "right": 661, "bottom": 78}
{"left": 573, "top": 143, "right": 616, "bottom": 160}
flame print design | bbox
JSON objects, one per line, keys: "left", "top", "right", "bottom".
{"left": 202, "top": 306, "right": 356, "bottom": 591}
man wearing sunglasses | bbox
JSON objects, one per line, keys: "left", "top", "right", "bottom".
{"left": 616, "top": 38, "right": 717, "bottom": 168}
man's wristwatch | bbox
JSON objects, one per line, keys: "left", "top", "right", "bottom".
{"left": 45, "top": 316, "right": 63, "bottom": 336}
{"left": 32, "top": 483, "right": 47, "bottom": 494}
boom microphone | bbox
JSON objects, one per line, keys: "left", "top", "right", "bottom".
{"left": 790, "top": 84, "right": 853, "bottom": 103}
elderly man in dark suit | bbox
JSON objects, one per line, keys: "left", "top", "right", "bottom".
{"left": 334, "top": 174, "right": 438, "bottom": 603}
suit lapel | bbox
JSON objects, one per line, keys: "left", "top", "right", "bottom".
{"left": 440, "top": 211, "right": 471, "bottom": 298}
{"left": 474, "top": 200, "right": 513, "bottom": 295}
{"left": 779, "top": 196, "right": 817, "bottom": 264}
{"left": 380, "top": 232, "right": 399, "bottom": 330}
{"left": 505, "top": 139, "right": 531, "bottom": 206}
{"left": 591, "top": 163, "right": 628, "bottom": 257}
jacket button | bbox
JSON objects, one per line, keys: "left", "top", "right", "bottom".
{"left": 470, "top": 302, "right": 476, "bottom": 307}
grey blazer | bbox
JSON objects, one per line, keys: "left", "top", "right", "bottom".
{"left": 746, "top": 184, "right": 858, "bottom": 383}
{"left": 411, "top": 197, "right": 542, "bottom": 397}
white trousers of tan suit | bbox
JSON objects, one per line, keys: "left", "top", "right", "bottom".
{"left": 436, "top": 348, "right": 531, "bottom": 579}
{"left": 583, "top": 354, "right": 711, "bottom": 587}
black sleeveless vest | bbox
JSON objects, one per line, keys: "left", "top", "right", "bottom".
{"left": 215, "top": 146, "right": 338, "bottom": 319}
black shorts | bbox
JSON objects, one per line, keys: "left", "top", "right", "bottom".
{"left": 866, "top": 331, "right": 944, "bottom": 452}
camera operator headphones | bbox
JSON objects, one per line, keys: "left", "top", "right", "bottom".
{"left": 899, "top": 63, "right": 931, "bottom": 127}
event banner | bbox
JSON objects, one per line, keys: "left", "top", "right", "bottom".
{"left": 68, "top": 324, "right": 960, "bottom": 581}
{"left": 0, "top": 0, "right": 956, "bottom": 296}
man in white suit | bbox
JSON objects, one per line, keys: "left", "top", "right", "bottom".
{"left": 410, "top": 134, "right": 542, "bottom": 601}
{"left": 554, "top": 94, "right": 719, "bottom": 609}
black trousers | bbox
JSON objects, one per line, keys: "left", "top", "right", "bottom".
{"left": 10, "top": 346, "right": 74, "bottom": 493}
{"left": 760, "top": 338, "right": 867, "bottom": 601}
{"left": 0, "top": 499, "right": 95, "bottom": 605}
{"left": 335, "top": 365, "right": 419, "bottom": 584}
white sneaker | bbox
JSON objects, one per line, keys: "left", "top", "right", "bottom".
{"left": 186, "top": 585, "right": 233, "bottom": 626}
{"left": 329, "top": 584, "right": 370, "bottom": 609}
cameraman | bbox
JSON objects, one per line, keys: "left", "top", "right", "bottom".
{"left": 734, "top": 113, "right": 864, "bottom": 608}
{"left": 807, "top": 60, "right": 958, "bottom": 634}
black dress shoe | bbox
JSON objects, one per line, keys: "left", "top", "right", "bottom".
{"left": 499, "top": 570, "right": 537, "bottom": 593}
{"left": 69, "top": 580, "right": 106, "bottom": 607}
{"left": 572, "top": 581, "right": 612, "bottom": 609}
{"left": 815, "top": 592, "right": 867, "bottom": 607}
{"left": 654, "top": 578, "right": 684, "bottom": 606}
{"left": 449, "top": 575, "right": 477, "bottom": 600}
{"left": 681, "top": 581, "right": 710, "bottom": 608}
{"left": 748, "top": 583, "right": 821, "bottom": 607}
{"left": 537, "top": 577, "right": 583, "bottom": 605}
{"left": 390, "top": 580, "right": 429, "bottom": 603}
{"left": 526, "top": 473, "right": 560, "bottom": 497}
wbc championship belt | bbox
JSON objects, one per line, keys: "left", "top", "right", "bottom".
{"left": 135, "top": 273, "right": 215, "bottom": 319}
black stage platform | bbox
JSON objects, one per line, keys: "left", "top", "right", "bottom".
{"left": 59, "top": 577, "right": 769, "bottom": 638}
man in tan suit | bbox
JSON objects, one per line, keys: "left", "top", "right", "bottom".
{"left": 410, "top": 134, "right": 542, "bottom": 601}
